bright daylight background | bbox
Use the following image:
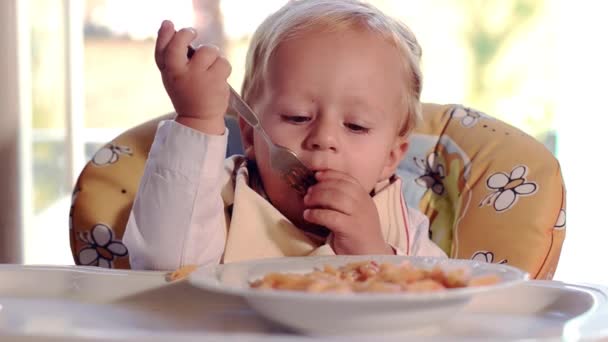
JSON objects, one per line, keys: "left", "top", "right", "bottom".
{"left": 17, "top": 0, "right": 608, "bottom": 284}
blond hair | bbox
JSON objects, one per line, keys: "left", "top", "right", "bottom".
{"left": 241, "top": 0, "right": 423, "bottom": 137}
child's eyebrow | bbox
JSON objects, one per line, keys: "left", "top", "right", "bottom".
{"left": 269, "top": 93, "right": 389, "bottom": 118}
{"left": 271, "top": 91, "right": 314, "bottom": 103}
{"left": 342, "top": 98, "right": 388, "bottom": 117}
{"left": 268, "top": 94, "right": 315, "bottom": 110}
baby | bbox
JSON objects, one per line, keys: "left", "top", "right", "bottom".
{"left": 124, "top": 0, "right": 446, "bottom": 270}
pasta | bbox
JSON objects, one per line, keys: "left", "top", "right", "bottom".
{"left": 250, "top": 260, "right": 500, "bottom": 293}
{"left": 166, "top": 264, "right": 197, "bottom": 282}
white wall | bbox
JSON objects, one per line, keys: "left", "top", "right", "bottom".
{"left": 554, "top": 1, "right": 608, "bottom": 285}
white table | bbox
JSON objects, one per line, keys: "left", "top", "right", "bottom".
{"left": 0, "top": 265, "right": 606, "bottom": 341}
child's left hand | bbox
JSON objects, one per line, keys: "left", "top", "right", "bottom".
{"left": 302, "top": 170, "right": 394, "bottom": 255}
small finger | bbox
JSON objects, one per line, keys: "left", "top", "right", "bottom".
{"left": 315, "top": 169, "right": 360, "bottom": 186}
{"left": 306, "top": 178, "right": 359, "bottom": 201}
{"left": 207, "top": 55, "right": 233, "bottom": 79}
{"left": 304, "top": 187, "right": 355, "bottom": 215}
{"left": 164, "top": 27, "right": 197, "bottom": 72}
{"left": 190, "top": 44, "right": 222, "bottom": 71}
{"left": 303, "top": 208, "right": 347, "bottom": 234}
{"left": 154, "top": 20, "right": 175, "bottom": 71}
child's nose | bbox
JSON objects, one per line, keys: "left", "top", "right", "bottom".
{"left": 304, "top": 122, "right": 338, "bottom": 152}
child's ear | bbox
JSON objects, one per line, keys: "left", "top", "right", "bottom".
{"left": 379, "top": 135, "right": 409, "bottom": 181}
{"left": 238, "top": 116, "right": 256, "bottom": 160}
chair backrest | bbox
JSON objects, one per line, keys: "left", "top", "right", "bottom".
{"left": 69, "top": 103, "right": 565, "bottom": 278}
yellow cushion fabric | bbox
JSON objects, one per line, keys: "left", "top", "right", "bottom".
{"left": 399, "top": 104, "right": 565, "bottom": 279}
{"left": 69, "top": 104, "right": 566, "bottom": 279}
{"left": 69, "top": 114, "right": 174, "bottom": 269}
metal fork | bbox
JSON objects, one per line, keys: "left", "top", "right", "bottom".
{"left": 187, "top": 46, "right": 328, "bottom": 237}
{"left": 227, "top": 86, "right": 317, "bottom": 196}
{"left": 186, "top": 46, "right": 316, "bottom": 196}
{"left": 230, "top": 89, "right": 331, "bottom": 238}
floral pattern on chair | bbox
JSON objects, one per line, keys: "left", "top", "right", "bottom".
{"left": 554, "top": 209, "right": 566, "bottom": 230}
{"left": 76, "top": 223, "right": 128, "bottom": 268}
{"left": 449, "top": 105, "right": 493, "bottom": 128}
{"left": 471, "top": 250, "right": 507, "bottom": 264}
{"left": 414, "top": 152, "right": 446, "bottom": 196}
{"left": 92, "top": 144, "right": 133, "bottom": 167}
{"left": 399, "top": 104, "right": 565, "bottom": 279}
{"left": 479, "top": 165, "right": 538, "bottom": 212}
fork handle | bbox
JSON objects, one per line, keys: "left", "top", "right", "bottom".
{"left": 228, "top": 87, "right": 261, "bottom": 129}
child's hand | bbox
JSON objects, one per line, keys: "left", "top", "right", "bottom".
{"left": 302, "top": 170, "right": 394, "bottom": 255}
{"left": 155, "top": 20, "right": 231, "bottom": 134}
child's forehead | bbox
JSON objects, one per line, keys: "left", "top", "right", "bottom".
{"left": 275, "top": 29, "right": 406, "bottom": 79}
{"left": 269, "top": 25, "right": 401, "bottom": 65}
{"left": 258, "top": 32, "right": 407, "bottom": 103}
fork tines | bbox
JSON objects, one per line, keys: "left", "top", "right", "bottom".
{"left": 285, "top": 168, "right": 317, "bottom": 197}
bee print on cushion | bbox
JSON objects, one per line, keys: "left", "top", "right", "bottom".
{"left": 77, "top": 223, "right": 128, "bottom": 268}
{"left": 554, "top": 209, "right": 566, "bottom": 230}
{"left": 471, "top": 250, "right": 507, "bottom": 264}
{"left": 92, "top": 144, "right": 132, "bottom": 167}
{"left": 414, "top": 152, "right": 446, "bottom": 195}
{"left": 479, "top": 165, "right": 538, "bottom": 212}
{"left": 449, "top": 105, "right": 492, "bottom": 128}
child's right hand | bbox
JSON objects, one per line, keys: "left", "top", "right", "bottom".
{"left": 155, "top": 20, "right": 232, "bottom": 135}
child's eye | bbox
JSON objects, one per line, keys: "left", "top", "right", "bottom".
{"left": 282, "top": 115, "right": 311, "bottom": 124}
{"left": 345, "top": 123, "right": 370, "bottom": 134}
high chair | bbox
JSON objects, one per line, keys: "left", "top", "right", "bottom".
{"left": 69, "top": 103, "right": 566, "bottom": 279}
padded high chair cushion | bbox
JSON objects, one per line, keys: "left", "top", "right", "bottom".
{"left": 398, "top": 104, "right": 565, "bottom": 279}
{"left": 69, "top": 104, "right": 566, "bottom": 279}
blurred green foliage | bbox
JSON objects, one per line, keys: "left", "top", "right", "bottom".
{"left": 460, "top": 0, "right": 555, "bottom": 150}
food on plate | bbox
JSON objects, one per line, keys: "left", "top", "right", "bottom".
{"left": 166, "top": 264, "right": 198, "bottom": 282}
{"left": 250, "top": 260, "right": 500, "bottom": 293}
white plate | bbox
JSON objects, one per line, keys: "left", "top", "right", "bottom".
{"left": 0, "top": 264, "right": 606, "bottom": 341}
{"left": 189, "top": 255, "right": 528, "bottom": 335}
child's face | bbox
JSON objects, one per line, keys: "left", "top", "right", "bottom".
{"left": 242, "top": 26, "right": 410, "bottom": 227}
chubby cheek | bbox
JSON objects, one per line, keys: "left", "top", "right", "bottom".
{"left": 252, "top": 135, "right": 277, "bottom": 186}
{"left": 252, "top": 134, "right": 304, "bottom": 207}
{"left": 264, "top": 125, "right": 302, "bottom": 152}
{"left": 348, "top": 147, "right": 392, "bottom": 191}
